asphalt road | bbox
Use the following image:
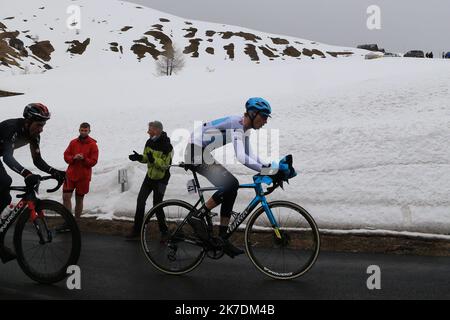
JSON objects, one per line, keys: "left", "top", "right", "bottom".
{"left": 1, "top": 233, "right": 449, "bottom": 300}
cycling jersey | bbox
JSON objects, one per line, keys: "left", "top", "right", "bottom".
{"left": 0, "top": 118, "right": 52, "bottom": 176}
{"left": 189, "top": 115, "right": 268, "bottom": 172}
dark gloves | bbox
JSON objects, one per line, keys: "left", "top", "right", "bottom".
{"left": 50, "top": 168, "right": 66, "bottom": 183}
{"left": 266, "top": 170, "right": 284, "bottom": 184}
{"left": 262, "top": 161, "right": 291, "bottom": 182}
{"left": 129, "top": 150, "right": 154, "bottom": 163}
{"left": 129, "top": 151, "right": 143, "bottom": 162}
{"left": 24, "top": 174, "right": 41, "bottom": 188}
{"left": 261, "top": 163, "right": 279, "bottom": 176}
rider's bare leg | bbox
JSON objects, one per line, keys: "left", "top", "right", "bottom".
{"left": 204, "top": 199, "right": 231, "bottom": 232}
{"left": 205, "top": 198, "right": 217, "bottom": 210}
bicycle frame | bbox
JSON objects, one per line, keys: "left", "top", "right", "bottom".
{"left": 0, "top": 180, "right": 56, "bottom": 262}
{"left": 0, "top": 197, "right": 44, "bottom": 253}
{"left": 187, "top": 170, "right": 281, "bottom": 239}
{"left": 0, "top": 198, "right": 27, "bottom": 262}
{"left": 0, "top": 199, "right": 27, "bottom": 237}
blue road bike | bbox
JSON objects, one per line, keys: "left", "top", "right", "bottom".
{"left": 141, "top": 160, "right": 320, "bottom": 280}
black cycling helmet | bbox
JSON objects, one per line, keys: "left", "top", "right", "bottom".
{"left": 23, "top": 103, "right": 51, "bottom": 122}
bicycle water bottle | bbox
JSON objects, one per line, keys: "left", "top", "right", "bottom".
{"left": 0, "top": 204, "right": 14, "bottom": 220}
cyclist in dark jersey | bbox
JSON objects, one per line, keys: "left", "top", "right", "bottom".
{"left": 0, "top": 103, "right": 66, "bottom": 222}
{"left": 185, "top": 97, "right": 273, "bottom": 258}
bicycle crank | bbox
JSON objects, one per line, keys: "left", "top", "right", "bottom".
{"left": 205, "top": 237, "right": 225, "bottom": 259}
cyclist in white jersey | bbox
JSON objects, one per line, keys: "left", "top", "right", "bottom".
{"left": 184, "top": 97, "right": 272, "bottom": 257}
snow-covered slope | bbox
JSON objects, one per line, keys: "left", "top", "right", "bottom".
{"left": 0, "top": 0, "right": 366, "bottom": 74}
{"left": 1, "top": 0, "right": 449, "bottom": 236}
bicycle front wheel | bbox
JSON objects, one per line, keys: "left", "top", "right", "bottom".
{"left": 141, "top": 199, "right": 205, "bottom": 275}
{"left": 245, "top": 201, "right": 320, "bottom": 280}
{"left": 14, "top": 200, "right": 81, "bottom": 284}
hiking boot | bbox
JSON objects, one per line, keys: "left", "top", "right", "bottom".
{"left": 159, "top": 230, "right": 170, "bottom": 244}
{"left": 221, "top": 238, "right": 244, "bottom": 258}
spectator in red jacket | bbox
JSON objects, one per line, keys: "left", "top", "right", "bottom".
{"left": 63, "top": 122, "right": 99, "bottom": 219}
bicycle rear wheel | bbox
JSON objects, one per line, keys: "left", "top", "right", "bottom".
{"left": 245, "top": 201, "right": 320, "bottom": 280}
{"left": 14, "top": 200, "right": 81, "bottom": 284}
{"left": 141, "top": 199, "right": 205, "bottom": 275}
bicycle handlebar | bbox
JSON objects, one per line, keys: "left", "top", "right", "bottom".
{"left": 264, "top": 181, "right": 281, "bottom": 196}
{"left": 42, "top": 176, "right": 65, "bottom": 193}
{"left": 10, "top": 176, "right": 64, "bottom": 195}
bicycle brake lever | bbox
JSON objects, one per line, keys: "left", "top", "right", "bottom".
{"left": 266, "top": 182, "right": 278, "bottom": 194}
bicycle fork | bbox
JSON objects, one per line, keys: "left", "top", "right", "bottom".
{"left": 261, "top": 200, "right": 282, "bottom": 240}
{"left": 28, "top": 201, "right": 52, "bottom": 245}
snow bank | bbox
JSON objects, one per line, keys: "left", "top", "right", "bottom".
{"left": 1, "top": 0, "right": 449, "bottom": 235}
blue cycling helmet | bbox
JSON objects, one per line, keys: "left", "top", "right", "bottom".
{"left": 245, "top": 97, "right": 272, "bottom": 118}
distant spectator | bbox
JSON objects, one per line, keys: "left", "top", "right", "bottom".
{"left": 63, "top": 122, "right": 99, "bottom": 219}
{"left": 430, "top": 52, "right": 433, "bottom": 59}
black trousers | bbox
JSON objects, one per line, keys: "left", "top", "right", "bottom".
{"left": 0, "top": 161, "right": 12, "bottom": 214}
{"left": 185, "top": 144, "right": 239, "bottom": 218}
{"left": 133, "top": 175, "right": 168, "bottom": 233}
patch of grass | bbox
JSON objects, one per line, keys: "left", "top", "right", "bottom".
{"left": 219, "top": 31, "right": 261, "bottom": 42}
{"left": 183, "top": 39, "right": 202, "bottom": 58}
{"left": 0, "top": 89, "right": 23, "bottom": 97}
{"left": 244, "top": 44, "right": 259, "bottom": 61}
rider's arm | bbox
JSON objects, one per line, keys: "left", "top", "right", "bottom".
{"left": 2, "top": 141, "right": 30, "bottom": 176}
{"left": 244, "top": 135, "right": 269, "bottom": 168}
{"left": 232, "top": 130, "right": 267, "bottom": 172}
{"left": 30, "top": 139, "right": 53, "bottom": 174}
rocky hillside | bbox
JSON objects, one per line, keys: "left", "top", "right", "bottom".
{"left": 0, "top": 0, "right": 366, "bottom": 74}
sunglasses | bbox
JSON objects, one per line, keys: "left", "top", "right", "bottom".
{"left": 258, "top": 112, "right": 271, "bottom": 119}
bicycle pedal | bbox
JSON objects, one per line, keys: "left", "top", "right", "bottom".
{"left": 209, "top": 237, "right": 224, "bottom": 248}
{"left": 205, "top": 237, "right": 225, "bottom": 259}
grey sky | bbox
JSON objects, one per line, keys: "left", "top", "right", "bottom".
{"left": 129, "top": 0, "right": 450, "bottom": 56}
